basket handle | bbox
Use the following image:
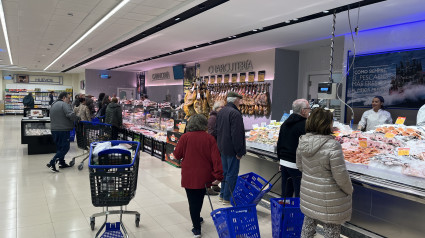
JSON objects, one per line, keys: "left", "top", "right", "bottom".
{"left": 258, "top": 171, "right": 282, "bottom": 194}
{"left": 282, "top": 175, "right": 302, "bottom": 210}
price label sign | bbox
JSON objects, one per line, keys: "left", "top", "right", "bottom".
{"left": 178, "top": 123, "right": 186, "bottom": 133}
{"left": 395, "top": 117, "right": 406, "bottom": 125}
{"left": 271, "top": 120, "right": 276, "bottom": 124}
{"left": 385, "top": 132, "right": 395, "bottom": 138}
{"left": 260, "top": 122, "right": 266, "bottom": 127}
{"left": 332, "top": 131, "right": 341, "bottom": 137}
{"left": 252, "top": 124, "right": 259, "bottom": 130}
{"left": 359, "top": 138, "right": 368, "bottom": 148}
{"left": 398, "top": 148, "right": 410, "bottom": 156}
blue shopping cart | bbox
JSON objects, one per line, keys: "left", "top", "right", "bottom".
{"left": 88, "top": 140, "right": 141, "bottom": 238}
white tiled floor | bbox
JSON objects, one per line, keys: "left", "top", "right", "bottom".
{"left": 0, "top": 115, "right": 277, "bottom": 238}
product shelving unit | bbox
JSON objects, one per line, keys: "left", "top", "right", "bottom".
{"left": 4, "top": 87, "right": 73, "bottom": 114}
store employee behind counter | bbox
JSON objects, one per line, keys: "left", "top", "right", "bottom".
{"left": 276, "top": 99, "right": 310, "bottom": 198}
{"left": 357, "top": 96, "right": 392, "bottom": 131}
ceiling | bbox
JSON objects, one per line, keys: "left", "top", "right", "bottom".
{"left": 0, "top": 0, "right": 424, "bottom": 73}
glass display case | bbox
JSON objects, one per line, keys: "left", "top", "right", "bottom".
{"left": 21, "top": 117, "right": 56, "bottom": 154}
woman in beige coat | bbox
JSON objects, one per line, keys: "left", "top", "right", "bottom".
{"left": 73, "top": 98, "right": 91, "bottom": 122}
{"left": 296, "top": 108, "right": 353, "bottom": 238}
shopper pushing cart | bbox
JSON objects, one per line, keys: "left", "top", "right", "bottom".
{"left": 88, "top": 140, "right": 141, "bottom": 238}
{"left": 47, "top": 92, "right": 80, "bottom": 172}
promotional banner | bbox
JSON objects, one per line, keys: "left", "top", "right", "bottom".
{"left": 346, "top": 48, "right": 425, "bottom": 109}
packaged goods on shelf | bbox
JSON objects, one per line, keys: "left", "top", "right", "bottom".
{"left": 245, "top": 121, "right": 282, "bottom": 153}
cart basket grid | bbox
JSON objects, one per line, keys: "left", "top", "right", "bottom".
{"left": 76, "top": 121, "right": 113, "bottom": 150}
{"left": 231, "top": 172, "right": 273, "bottom": 207}
{"left": 270, "top": 197, "right": 304, "bottom": 238}
{"left": 89, "top": 141, "right": 140, "bottom": 207}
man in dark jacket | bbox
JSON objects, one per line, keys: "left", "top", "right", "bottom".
{"left": 47, "top": 92, "right": 79, "bottom": 172}
{"left": 23, "top": 92, "right": 34, "bottom": 108}
{"left": 216, "top": 92, "right": 246, "bottom": 205}
{"left": 277, "top": 99, "right": 310, "bottom": 197}
{"left": 105, "top": 97, "right": 122, "bottom": 140}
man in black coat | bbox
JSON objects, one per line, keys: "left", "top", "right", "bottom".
{"left": 277, "top": 99, "right": 310, "bottom": 197}
{"left": 216, "top": 91, "right": 246, "bottom": 205}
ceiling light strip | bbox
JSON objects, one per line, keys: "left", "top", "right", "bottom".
{"left": 0, "top": 0, "right": 13, "bottom": 64}
{"left": 62, "top": 0, "right": 229, "bottom": 72}
{"left": 44, "top": 0, "right": 130, "bottom": 71}
{"left": 106, "top": 0, "right": 386, "bottom": 70}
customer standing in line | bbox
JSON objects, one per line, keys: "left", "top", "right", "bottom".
{"left": 23, "top": 92, "right": 34, "bottom": 109}
{"left": 206, "top": 100, "right": 225, "bottom": 196}
{"left": 72, "top": 94, "right": 81, "bottom": 109}
{"left": 98, "top": 95, "right": 110, "bottom": 120}
{"left": 73, "top": 97, "right": 91, "bottom": 122}
{"left": 105, "top": 97, "right": 122, "bottom": 140}
{"left": 297, "top": 108, "right": 353, "bottom": 238}
{"left": 173, "top": 114, "right": 223, "bottom": 238}
{"left": 216, "top": 91, "right": 246, "bottom": 205}
{"left": 47, "top": 92, "right": 80, "bottom": 172}
{"left": 357, "top": 96, "right": 392, "bottom": 131}
{"left": 276, "top": 99, "right": 310, "bottom": 198}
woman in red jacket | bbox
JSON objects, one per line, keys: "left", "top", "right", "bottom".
{"left": 174, "top": 114, "right": 224, "bottom": 238}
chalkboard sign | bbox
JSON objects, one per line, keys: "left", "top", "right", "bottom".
{"left": 347, "top": 48, "right": 425, "bottom": 109}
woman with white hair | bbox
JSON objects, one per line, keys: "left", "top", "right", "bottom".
{"left": 174, "top": 114, "right": 223, "bottom": 238}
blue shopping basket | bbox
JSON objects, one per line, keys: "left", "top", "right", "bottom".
{"left": 270, "top": 197, "right": 304, "bottom": 238}
{"left": 211, "top": 204, "right": 261, "bottom": 238}
{"left": 231, "top": 172, "right": 279, "bottom": 207}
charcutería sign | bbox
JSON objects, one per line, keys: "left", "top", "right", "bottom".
{"left": 208, "top": 60, "right": 253, "bottom": 74}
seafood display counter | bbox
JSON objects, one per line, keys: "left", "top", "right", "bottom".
{"left": 243, "top": 123, "right": 425, "bottom": 238}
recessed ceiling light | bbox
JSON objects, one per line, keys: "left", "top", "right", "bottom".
{"left": 175, "top": 17, "right": 180, "bottom": 21}
{"left": 259, "top": 27, "right": 263, "bottom": 30}
{"left": 44, "top": 0, "right": 130, "bottom": 71}
{"left": 285, "top": 20, "right": 291, "bottom": 23}
{"left": 0, "top": 1, "right": 13, "bottom": 64}
{"left": 228, "top": 36, "right": 232, "bottom": 39}
{"left": 208, "top": 42, "right": 212, "bottom": 44}
{"left": 252, "top": 29, "right": 257, "bottom": 32}
{"left": 293, "top": 18, "right": 298, "bottom": 21}
{"left": 323, "top": 10, "right": 329, "bottom": 13}
{"left": 232, "top": 35, "right": 236, "bottom": 38}
{"left": 169, "top": 52, "right": 172, "bottom": 55}
{"left": 181, "top": 49, "right": 185, "bottom": 52}
{"left": 195, "top": 45, "right": 199, "bottom": 47}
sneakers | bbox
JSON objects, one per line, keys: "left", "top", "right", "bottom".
{"left": 222, "top": 200, "right": 231, "bottom": 205}
{"left": 206, "top": 188, "right": 219, "bottom": 196}
{"left": 46, "top": 163, "right": 59, "bottom": 173}
{"left": 59, "top": 163, "right": 71, "bottom": 169}
{"left": 192, "top": 228, "right": 201, "bottom": 238}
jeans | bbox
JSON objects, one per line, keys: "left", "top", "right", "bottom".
{"left": 185, "top": 188, "right": 206, "bottom": 230}
{"left": 220, "top": 154, "right": 240, "bottom": 201}
{"left": 49, "top": 131, "right": 71, "bottom": 165}
{"left": 281, "top": 166, "right": 302, "bottom": 197}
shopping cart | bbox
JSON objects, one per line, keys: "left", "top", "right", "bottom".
{"left": 270, "top": 177, "right": 304, "bottom": 238}
{"left": 230, "top": 171, "right": 281, "bottom": 207}
{"left": 88, "top": 140, "right": 141, "bottom": 238}
{"left": 70, "top": 121, "right": 112, "bottom": 170}
{"left": 206, "top": 184, "right": 261, "bottom": 238}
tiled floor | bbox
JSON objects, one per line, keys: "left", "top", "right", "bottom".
{"left": 0, "top": 115, "right": 277, "bottom": 238}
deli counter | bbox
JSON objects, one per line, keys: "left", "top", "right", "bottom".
{"left": 243, "top": 122, "right": 425, "bottom": 238}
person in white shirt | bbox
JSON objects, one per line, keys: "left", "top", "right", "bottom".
{"left": 417, "top": 104, "right": 425, "bottom": 126}
{"left": 358, "top": 96, "right": 392, "bottom": 131}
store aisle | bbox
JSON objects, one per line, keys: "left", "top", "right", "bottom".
{"left": 0, "top": 115, "right": 276, "bottom": 238}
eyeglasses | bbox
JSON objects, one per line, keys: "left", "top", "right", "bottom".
{"left": 303, "top": 107, "right": 311, "bottom": 110}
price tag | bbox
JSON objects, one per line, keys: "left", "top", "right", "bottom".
{"left": 252, "top": 124, "right": 259, "bottom": 130}
{"left": 398, "top": 148, "right": 410, "bottom": 156}
{"left": 395, "top": 117, "right": 406, "bottom": 125}
{"left": 271, "top": 120, "right": 276, "bottom": 124}
{"left": 178, "top": 123, "right": 186, "bottom": 133}
{"left": 332, "top": 131, "right": 340, "bottom": 137}
{"left": 359, "top": 138, "right": 368, "bottom": 148}
{"left": 260, "top": 122, "right": 266, "bottom": 127}
{"left": 385, "top": 132, "right": 395, "bottom": 138}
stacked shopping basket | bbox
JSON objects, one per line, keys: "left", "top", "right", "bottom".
{"left": 209, "top": 172, "right": 304, "bottom": 238}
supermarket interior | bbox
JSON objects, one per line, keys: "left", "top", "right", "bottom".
{"left": 1, "top": 0, "right": 425, "bottom": 237}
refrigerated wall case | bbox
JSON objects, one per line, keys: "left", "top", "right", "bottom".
{"left": 21, "top": 117, "right": 56, "bottom": 155}
{"left": 4, "top": 89, "right": 72, "bottom": 114}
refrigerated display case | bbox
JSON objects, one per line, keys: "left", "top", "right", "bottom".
{"left": 21, "top": 117, "right": 56, "bottom": 154}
